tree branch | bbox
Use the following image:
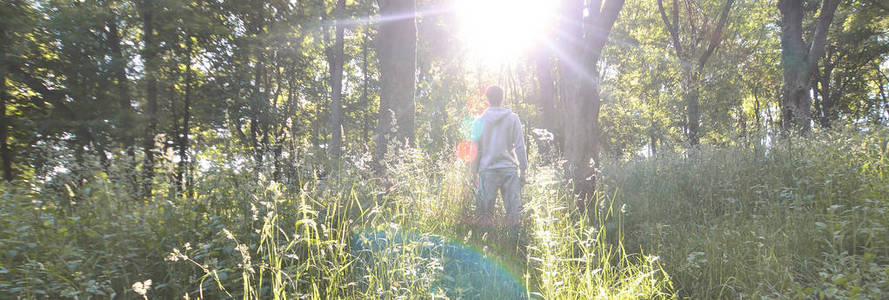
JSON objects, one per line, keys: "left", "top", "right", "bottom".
{"left": 697, "top": 0, "right": 734, "bottom": 69}
{"left": 589, "top": 0, "right": 626, "bottom": 58}
{"left": 807, "top": 0, "right": 841, "bottom": 73}
{"left": 657, "top": 0, "right": 683, "bottom": 58}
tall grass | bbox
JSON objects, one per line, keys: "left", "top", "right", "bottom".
{"left": 524, "top": 167, "right": 674, "bottom": 299}
{"left": 1, "top": 144, "right": 675, "bottom": 298}
{"left": 5, "top": 129, "right": 885, "bottom": 299}
{"left": 602, "top": 129, "right": 889, "bottom": 298}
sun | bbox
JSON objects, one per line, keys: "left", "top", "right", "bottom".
{"left": 454, "top": 0, "right": 559, "bottom": 68}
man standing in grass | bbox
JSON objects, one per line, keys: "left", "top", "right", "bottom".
{"left": 470, "top": 85, "right": 528, "bottom": 240}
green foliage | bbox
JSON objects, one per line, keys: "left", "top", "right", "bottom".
{"left": 602, "top": 128, "right": 889, "bottom": 298}
{"left": 0, "top": 144, "right": 676, "bottom": 299}
{"left": 524, "top": 167, "right": 675, "bottom": 299}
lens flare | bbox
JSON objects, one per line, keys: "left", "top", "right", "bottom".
{"left": 352, "top": 230, "right": 527, "bottom": 298}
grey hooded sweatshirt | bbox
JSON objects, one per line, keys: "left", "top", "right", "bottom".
{"left": 472, "top": 106, "right": 528, "bottom": 173}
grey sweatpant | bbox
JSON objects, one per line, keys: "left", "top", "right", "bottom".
{"left": 476, "top": 168, "right": 523, "bottom": 228}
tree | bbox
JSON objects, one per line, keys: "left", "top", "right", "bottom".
{"left": 139, "top": 0, "right": 160, "bottom": 199}
{"left": 104, "top": 0, "right": 139, "bottom": 194}
{"left": 375, "top": 0, "right": 417, "bottom": 165}
{"left": 0, "top": 65, "right": 10, "bottom": 182}
{"left": 657, "top": 0, "right": 735, "bottom": 145}
{"left": 558, "top": 0, "right": 625, "bottom": 213}
{"left": 326, "top": 0, "right": 347, "bottom": 158}
{"left": 0, "top": 10, "right": 12, "bottom": 181}
{"left": 813, "top": 0, "right": 889, "bottom": 128}
{"left": 535, "top": 40, "right": 559, "bottom": 149}
{"left": 778, "top": 0, "right": 840, "bottom": 132}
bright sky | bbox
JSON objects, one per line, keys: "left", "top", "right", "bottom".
{"left": 454, "top": 0, "right": 559, "bottom": 68}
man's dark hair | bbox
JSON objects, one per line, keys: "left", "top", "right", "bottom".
{"left": 485, "top": 85, "right": 504, "bottom": 106}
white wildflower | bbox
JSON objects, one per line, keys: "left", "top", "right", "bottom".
{"left": 132, "top": 279, "right": 152, "bottom": 296}
{"left": 165, "top": 248, "right": 183, "bottom": 262}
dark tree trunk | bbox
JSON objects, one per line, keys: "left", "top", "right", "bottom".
{"left": 778, "top": 0, "right": 840, "bottom": 132}
{"left": 685, "top": 76, "right": 702, "bottom": 145}
{"left": 140, "top": 0, "right": 159, "bottom": 200}
{"left": 815, "top": 64, "right": 836, "bottom": 128}
{"left": 107, "top": 0, "right": 137, "bottom": 194}
{"left": 535, "top": 48, "right": 559, "bottom": 146}
{"left": 558, "top": 0, "right": 586, "bottom": 201}
{"left": 327, "top": 0, "right": 346, "bottom": 158}
{"left": 0, "top": 72, "right": 12, "bottom": 182}
{"left": 879, "top": 69, "right": 888, "bottom": 123}
{"left": 375, "top": 0, "right": 417, "bottom": 167}
{"left": 249, "top": 4, "right": 267, "bottom": 166}
{"left": 0, "top": 22, "right": 11, "bottom": 182}
{"left": 752, "top": 85, "right": 762, "bottom": 131}
{"left": 177, "top": 38, "right": 193, "bottom": 198}
{"left": 560, "top": 0, "right": 624, "bottom": 216}
{"left": 250, "top": 61, "right": 265, "bottom": 165}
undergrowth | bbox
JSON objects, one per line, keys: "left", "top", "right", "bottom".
{"left": 2, "top": 128, "right": 886, "bottom": 299}
{"left": 604, "top": 128, "right": 889, "bottom": 298}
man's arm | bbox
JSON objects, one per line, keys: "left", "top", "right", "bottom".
{"left": 514, "top": 116, "right": 528, "bottom": 181}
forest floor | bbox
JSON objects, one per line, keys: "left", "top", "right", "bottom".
{"left": 1, "top": 129, "right": 888, "bottom": 299}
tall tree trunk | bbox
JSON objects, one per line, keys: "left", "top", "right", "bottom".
{"left": 558, "top": 0, "right": 585, "bottom": 200}
{"left": 0, "top": 22, "right": 10, "bottom": 182}
{"left": 815, "top": 62, "right": 836, "bottom": 128}
{"left": 178, "top": 38, "right": 193, "bottom": 198}
{"left": 107, "top": 0, "right": 137, "bottom": 194}
{"left": 249, "top": 5, "right": 267, "bottom": 166}
{"left": 362, "top": 31, "right": 372, "bottom": 145}
{"left": 778, "top": 0, "right": 840, "bottom": 132}
{"left": 0, "top": 71, "right": 12, "bottom": 182}
{"left": 140, "top": 0, "right": 158, "bottom": 200}
{"left": 560, "top": 0, "right": 624, "bottom": 215}
{"left": 375, "top": 0, "right": 417, "bottom": 167}
{"left": 752, "top": 84, "right": 761, "bottom": 131}
{"left": 327, "top": 0, "right": 346, "bottom": 158}
{"left": 535, "top": 48, "right": 559, "bottom": 148}
{"left": 685, "top": 75, "right": 702, "bottom": 145}
{"left": 879, "top": 68, "right": 888, "bottom": 123}
{"left": 250, "top": 62, "right": 265, "bottom": 165}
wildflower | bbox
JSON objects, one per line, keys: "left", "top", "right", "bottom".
{"left": 132, "top": 279, "right": 152, "bottom": 296}
{"left": 236, "top": 244, "right": 249, "bottom": 256}
{"left": 222, "top": 228, "right": 235, "bottom": 240}
{"left": 165, "top": 248, "right": 184, "bottom": 262}
{"left": 250, "top": 203, "right": 259, "bottom": 221}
